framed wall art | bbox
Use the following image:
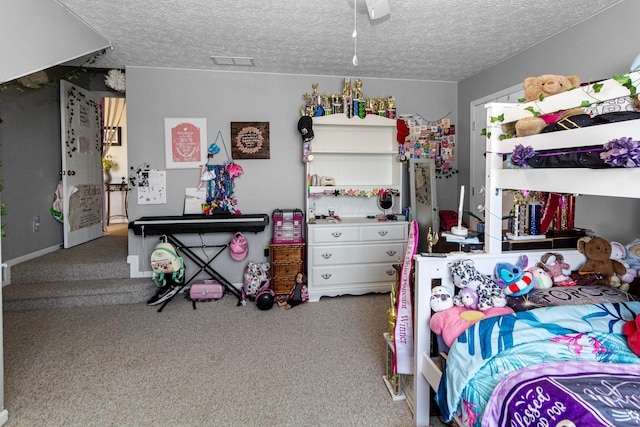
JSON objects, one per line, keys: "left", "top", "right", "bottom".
{"left": 231, "top": 121, "right": 270, "bottom": 159}
{"left": 164, "top": 118, "right": 207, "bottom": 169}
{"left": 103, "top": 126, "right": 122, "bottom": 146}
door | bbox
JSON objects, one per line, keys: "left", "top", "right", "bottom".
{"left": 60, "top": 80, "right": 104, "bottom": 248}
{"left": 469, "top": 85, "right": 523, "bottom": 223}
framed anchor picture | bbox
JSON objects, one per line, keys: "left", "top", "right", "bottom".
{"left": 164, "top": 118, "right": 208, "bottom": 169}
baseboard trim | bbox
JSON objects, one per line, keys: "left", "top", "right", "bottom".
{"left": 127, "top": 255, "right": 152, "bottom": 278}
{"left": 2, "top": 244, "right": 61, "bottom": 286}
{"left": 0, "top": 408, "right": 9, "bottom": 425}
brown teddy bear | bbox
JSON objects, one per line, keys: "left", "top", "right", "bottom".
{"left": 578, "top": 236, "right": 629, "bottom": 291}
{"left": 514, "top": 74, "right": 583, "bottom": 137}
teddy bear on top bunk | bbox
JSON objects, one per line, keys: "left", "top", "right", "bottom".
{"left": 508, "top": 74, "right": 584, "bottom": 138}
{"left": 449, "top": 259, "right": 507, "bottom": 311}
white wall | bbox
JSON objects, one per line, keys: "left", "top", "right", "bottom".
{"left": 125, "top": 67, "right": 457, "bottom": 283}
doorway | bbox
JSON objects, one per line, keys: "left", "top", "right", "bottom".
{"left": 102, "top": 97, "right": 128, "bottom": 231}
{"left": 469, "top": 84, "right": 523, "bottom": 225}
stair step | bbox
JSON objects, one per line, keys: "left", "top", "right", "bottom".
{"left": 10, "top": 261, "right": 130, "bottom": 284}
{"left": 3, "top": 278, "right": 157, "bottom": 311}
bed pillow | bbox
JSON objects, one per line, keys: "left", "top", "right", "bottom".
{"left": 506, "top": 284, "right": 634, "bottom": 312}
{"left": 430, "top": 305, "right": 514, "bottom": 347}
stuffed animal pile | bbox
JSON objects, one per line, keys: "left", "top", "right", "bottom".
{"left": 448, "top": 259, "right": 507, "bottom": 311}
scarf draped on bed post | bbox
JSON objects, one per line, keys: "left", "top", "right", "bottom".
{"left": 393, "top": 220, "right": 419, "bottom": 374}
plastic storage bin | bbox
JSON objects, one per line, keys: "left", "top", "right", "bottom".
{"left": 272, "top": 209, "right": 304, "bottom": 243}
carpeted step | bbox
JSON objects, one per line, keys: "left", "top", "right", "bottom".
{"left": 10, "top": 233, "right": 130, "bottom": 284}
{"left": 2, "top": 278, "right": 157, "bottom": 311}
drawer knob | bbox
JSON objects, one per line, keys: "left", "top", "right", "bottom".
{"left": 386, "top": 250, "right": 396, "bottom": 256}
{"left": 386, "top": 269, "right": 395, "bottom": 276}
{"left": 331, "top": 231, "right": 342, "bottom": 238}
{"left": 321, "top": 273, "right": 332, "bottom": 280}
{"left": 378, "top": 230, "right": 388, "bottom": 236}
{"left": 322, "top": 253, "right": 332, "bottom": 259}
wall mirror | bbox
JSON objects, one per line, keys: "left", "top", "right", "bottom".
{"left": 409, "top": 159, "right": 439, "bottom": 253}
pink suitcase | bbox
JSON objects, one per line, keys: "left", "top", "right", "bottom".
{"left": 189, "top": 280, "right": 224, "bottom": 309}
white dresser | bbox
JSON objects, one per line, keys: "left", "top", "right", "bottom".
{"left": 307, "top": 219, "right": 407, "bottom": 302}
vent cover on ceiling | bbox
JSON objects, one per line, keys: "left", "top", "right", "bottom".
{"left": 211, "top": 56, "right": 255, "bottom": 66}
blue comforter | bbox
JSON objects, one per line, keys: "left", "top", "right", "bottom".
{"left": 436, "top": 302, "right": 640, "bottom": 426}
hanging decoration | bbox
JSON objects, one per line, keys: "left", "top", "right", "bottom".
{"left": 199, "top": 131, "right": 243, "bottom": 215}
{"left": 104, "top": 69, "right": 126, "bottom": 93}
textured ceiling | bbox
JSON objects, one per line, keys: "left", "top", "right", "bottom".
{"left": 58, "top": 0, "right": 622, "bottom": 82}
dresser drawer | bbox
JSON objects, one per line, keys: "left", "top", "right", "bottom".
{"left": 271, "top": 277, "right": 296, "bottom": 295}
{"left": 359, "top": 223, "right": 407, "bottom": 242}
{"left": 311, "top": 263, "right": 397, "bottom": 286}
{"left": 311, "top": 242, "right": 405, "bottom": 266}
{"left": 309, "top": 226, "right": 359, "bottom": 244}
{"left": 270, "top": 244, "right": 304, "bottom": 262}
{"left": 272, "top": 261, "right": 304, "bottom": 278}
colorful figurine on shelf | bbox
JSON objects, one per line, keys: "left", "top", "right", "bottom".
{"left": 278, "top": 271, "right": 309, "bottom": 310}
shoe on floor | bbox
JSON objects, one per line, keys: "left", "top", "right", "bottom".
{"left": 147, "top": 284, "right": 181, "bottom": 306}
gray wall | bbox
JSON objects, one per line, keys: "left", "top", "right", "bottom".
{"left": 126, "top": 67, "right": 457, "bottom": 282}
{"left": 0, "top": 85, "right": 64, "bottom": 261}
{"left": 457, "top": 0, "right": 640, "bottom": 243}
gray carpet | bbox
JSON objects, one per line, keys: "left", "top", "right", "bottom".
{"left": 2, "top": 225, "right": 446, "bottom": 426}
{"left": 3, "top": 294, "right": 428, "bottom": 426}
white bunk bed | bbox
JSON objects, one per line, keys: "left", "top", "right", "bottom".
{"left": 411, "top": 71, "right": 640, "bottom": 426}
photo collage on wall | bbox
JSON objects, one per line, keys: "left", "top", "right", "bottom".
{"left": 398, "top": 115, "right": 457, "bottom": 178}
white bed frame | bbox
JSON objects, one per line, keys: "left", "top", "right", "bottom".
{"left": 410, "top": 71, "right": 640, "bottom": 426}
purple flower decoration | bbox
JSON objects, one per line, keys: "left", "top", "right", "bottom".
{"left": 600, "top": 136, "right": 640, "bottom": 168}
{"left": 510, "top": 144, "right": 536, "bottom": 167}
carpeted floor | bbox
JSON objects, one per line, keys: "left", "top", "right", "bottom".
{"left": 2, "top": 224, "right": 447, "bottom": 426}
{"left": 2, "top": 292, "right": 449, "bottom": 426}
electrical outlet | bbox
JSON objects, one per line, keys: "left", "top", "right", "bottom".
{"left": 33, "top": 216, "right": 41, "bottom": 232}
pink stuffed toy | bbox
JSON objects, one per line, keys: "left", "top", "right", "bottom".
{"left": 623, "top": 314, "right": 640, "bottom": 357}
{"left": 537, "top": 252, "right": 576, "bottom": 287}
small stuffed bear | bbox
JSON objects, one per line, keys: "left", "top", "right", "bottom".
{"left": 578, "top": 236, "right": 628, "bottom": 290}
{"left": 514, "top": 74, "right": 582, "bottom": 137}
